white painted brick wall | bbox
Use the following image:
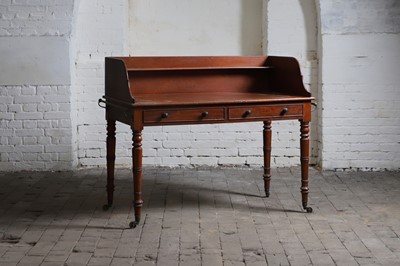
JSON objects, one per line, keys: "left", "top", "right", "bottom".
{"left": 0, "top": 85, "right": 74, "bottom": 170}
{"left": 0, "top": 0, "right": 75, "bottom": 171}
{"left": 0, "top": 0, "right": 74, "bottom": 37}
{"left": 1, "top": 0, "right": 399, "bottom": 171}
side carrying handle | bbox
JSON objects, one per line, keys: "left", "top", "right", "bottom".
{"left": 311, "top": 102, "right": 317, "bottom": 112}
{"left": 98, "top": 98, "right": 133, "bottom": 110}
{"left": 98, "top": 98, "right": 106, "bottom": 108}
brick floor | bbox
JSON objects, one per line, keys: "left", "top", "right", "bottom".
{"left": 0, "top": 167, "right": 400, "bottom": 266}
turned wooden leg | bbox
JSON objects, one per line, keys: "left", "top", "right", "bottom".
{"left": 129, "top": 127, "right": 143, "bottom": 228}
{"left": 263, "top": 121, "right": 272, "bottom": 197}
{"left": 104, "top": 119, "right": 116, "bottom": 211}
{"left": 300, "top": 120, "right": 312, "bottom": 213}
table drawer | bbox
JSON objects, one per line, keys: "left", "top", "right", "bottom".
{"left": 228, "top": 104, "right": 303, "bottom": 120}
{"left": 144, "top": 107, "right": 225, "bottom": 124}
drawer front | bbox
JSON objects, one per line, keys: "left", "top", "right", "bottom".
{"left": 228, "top": 104, "right": 303, "bottom": 120}
{"left": 144, "top": 107, "right": 225, "bottom": 124}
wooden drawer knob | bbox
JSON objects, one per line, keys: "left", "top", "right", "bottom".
{"left": 201, "top": 111, "right": 209, "bottom": 118}
{"left": 281, "top": 108, "right": 289, "bottom": 115}
{"left": 243, "top": 110, "right": 252, "bottom": 117}
{"left": 161, "top": 112, "right": 169, "bottom": 118}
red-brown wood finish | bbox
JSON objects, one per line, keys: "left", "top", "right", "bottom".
{"left": 263, "top": 121, "right": 272, "bottom": 197}
{"left": 300, "top": 102, "right": 312, "bottom": 213}
{"left": 131, "top": 127, "right": 143, "bottom": 227}
{"left": 228, "top": 104, "right": 302, "bottom": 120}
{"left": 101, "top": 56, "right": 315, "bottom": 227}
{"left": 144, "top": 107, "right": 225, "bottom": 124}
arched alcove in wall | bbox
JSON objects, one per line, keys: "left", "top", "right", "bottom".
{"left": 69, "top": 0, "right": 81, "bottom": 168}
{"left": 315, "top": 0, "right": 400, "bottom": 170}
{"left": 70, "top": 0, "right": 323, "bottom": 168}
{"left": 264, "top": 0, "right": 320, "bottom": 165}
{"left": 71, "top": 0, "right": 129, "bottom": 167}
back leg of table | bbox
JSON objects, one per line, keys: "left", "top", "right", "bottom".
{"left": 104, "top": 119, "right": 116, "bottom": 211}
{"left": 300, "top": 120, "right": 312, "bottom": 213}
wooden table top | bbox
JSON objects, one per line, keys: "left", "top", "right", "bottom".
{"left": 132, "top": 92, "right": 314, "bottom": 107}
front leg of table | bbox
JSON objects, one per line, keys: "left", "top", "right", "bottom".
{"left": 129, "top": 126, "right": 144, "bottom": 228}
{"left": 263, "top": 121, "right": 272, "bottom": 197}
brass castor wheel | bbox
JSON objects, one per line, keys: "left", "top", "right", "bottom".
{"left": 102, "top": 204, "right": 112, "bottom": 211}
{"left": 304, "top": 206, "right": 313, "bottom": 213}
{"left": 129, "top": 221, "right": 139, "bottom": 229}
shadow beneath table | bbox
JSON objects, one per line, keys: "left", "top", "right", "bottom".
{"left": 150, "top": 176, "right": 306, "bottom": 214}
{"left": 0, "top": 168, "right": 306, "bottom": 234}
